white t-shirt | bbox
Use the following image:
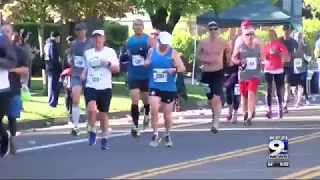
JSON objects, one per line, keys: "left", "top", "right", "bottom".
{"left": 0, "top": 68, "right": 10, "bottom": 91}
{"left": 84, "top": 46, "right": 119, "bottom": 90}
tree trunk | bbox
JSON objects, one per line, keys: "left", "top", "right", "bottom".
{"left": 149, "top": 7, "right": 181, "bottom": 33}
{"left": 38, "top": 1, "right": 47, "bottom": 95}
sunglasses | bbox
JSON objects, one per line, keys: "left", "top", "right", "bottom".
{"left": 151, "top": 33, "right": 159, "bottom": 36}
{"left": 245, "top": 33, "right": 254, "bottom": 36}
{"left": 209, "top": 28, "right": 218, "bottom": 31}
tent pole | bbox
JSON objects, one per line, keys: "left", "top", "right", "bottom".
{"left": 191, "top": 25, "right": 198, "bottom": 85}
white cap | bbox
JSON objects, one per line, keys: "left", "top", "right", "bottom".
{"left": 92, "top": 30, "right": 104, "bottom": 36}
{"left": 243, "top": 27, "right": 254, "bottom": 35}
{"left": 158, "top": 31, "right": 172, "bottom": 45}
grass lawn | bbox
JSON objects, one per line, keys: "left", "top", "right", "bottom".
{"left": 19, "top": 77, "right": 206, "bottom": 121}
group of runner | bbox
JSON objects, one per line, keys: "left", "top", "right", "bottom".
{"left": 197, "top": 20, "right": 310, "bottom": 130}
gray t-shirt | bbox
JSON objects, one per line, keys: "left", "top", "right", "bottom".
{"left": 239, "top": 44, "right": 261, "bottom": 82}
{"left": 293, "top": 44, "right": 308, "bottom": 74}
{"left": 70, "top": 39, "right": 94, "bottom": 77}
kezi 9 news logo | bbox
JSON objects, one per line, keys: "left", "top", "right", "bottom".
{"left": 269, "top": 136, "right": 288, "bottom": 159}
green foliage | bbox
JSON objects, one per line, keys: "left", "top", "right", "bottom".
{"left": 103, "top": 22, "right": 129, "bottom": 52}
{"left": 302, "top": 18, "right": 320, "bottom": 51}
{"left": 304, "top": 0, "right": 320, "bottom": 13}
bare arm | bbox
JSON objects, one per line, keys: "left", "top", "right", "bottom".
{"left": 144, "top": 48, "right": 153, "bottom": 67}
{"left": 107, "top": 48, "right": 120, "bottom": 73}
{"left": 171, "top": 49, "right": 186, "bottom": 73}
{"left": 147, "top": 36, "right": 156, "bottom": 48}
{"left": 224, "top": 40, "right": 233, "bottom": 66}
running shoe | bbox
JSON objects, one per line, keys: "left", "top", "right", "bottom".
{"left": 71, "top": 128, "right": 80, "bottom": 136}
{"left": 210, "top": 126, "right": 218, "bottom": 134}
{"left": 88, "top": 131, "right": 97, "bottom": 146}
{"left": 227, "top": 114, "right": 232, "bottom": 121}
{"left": 265, "top": 110, "right": 272, "bottom": 119}
{"left": 101, "top": 138, "right": 109, "bottom": 150}
{"left": 150, "top": 134, "right": 161, "bottom": 147}
{"left": 231, "top": 115, "right": 238, "bottom": 124}
{"left": 245, "top": 117, "right": 253, "bottom": 127}
{"left": 0, "top": 130, "right": 11, "bottom": 158}
{"left": 142, "top": 115, "right": 150, "bottom": 130}
{"left": 163, "top": 135, "right": 173, "bottom": 147}
{"left": 131, "top": 127, "right": 140, "bottom": 137}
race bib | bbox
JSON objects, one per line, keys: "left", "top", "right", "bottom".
{"left": 246, "top": 57, "right": 257, "bottom": 70}
{"left": 132, "top": 55, "right": 144, "bottom": 66}
{"left": 294, "top": 58, "right": 303, "bottom": 68}
{"left": 153, "top": 69, "right": 167, "bottom": 82}
{"left": 90, "top": 73, "right": 102, "bottom": 83}
{"left": 234, "top": 84, "right": 240, "bottom": 95}
{"left": 74, "top": 56, "right": 85, "bottom": 68}
{"left": 89, "top": 57, "right": 101, "bottom": 68}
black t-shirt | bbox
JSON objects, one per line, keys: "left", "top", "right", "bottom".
{"left": 280, "top": 37, "right": 298, "bottom": 67}
{"left": 9, "top": 45, "right": 29, "bottom": 95}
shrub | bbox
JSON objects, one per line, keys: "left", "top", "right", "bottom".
{"left": 103, "top": 22, "right": 129, "bottom": 53}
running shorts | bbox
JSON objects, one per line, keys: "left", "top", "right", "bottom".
{"left": 7, "top": 95, "right": 22, "bottom": 119}
{"left": 128, "top": 79, "right": 149, "bottom": 92}
{"left": 149, "top": 88, "right": 177, "bottom": 104}
{"left": 84, "top": 88, "right": 112, "bottom": 113}
{"left": 291, "top": 73, "right": 306, "bottom": 87}
{"left": 283, "top": 67, "right": 293, "bottom": 84}
{"left": 71, "top": 76, "right": 86, "bottom": 88}
{"left": 200, "top": 70, "right": 224, "bottom": 100}
{"left": 239, "top": 77, "right": 260, "bottom": 98}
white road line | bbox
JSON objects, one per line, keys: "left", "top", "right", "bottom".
{"left": 171, "top": 127, "right": 320, "bottom": 132}
{"left": 17, "top": 122, "right": 207, "bottom": 153}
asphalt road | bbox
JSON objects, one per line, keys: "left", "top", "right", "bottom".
{"left": 1, "top": 109, "right": 320, "bottom": 179}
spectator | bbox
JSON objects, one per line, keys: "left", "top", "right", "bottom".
{"left": 46, "top": 30, "right": 62, "bottom": 108}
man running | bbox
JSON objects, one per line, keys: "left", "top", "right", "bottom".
{"left": 0, "top": 24, "right": 17, "bottom": 157}
{"left": 126, "top": 19, "right": 154, "bottom": 136}
{"left": 197, "top": 21, "right": 231, "bottom": 133}
{"left": 69, "top": 23, "right": 93, "bottom": 135}
{"left": 279, "top": 24, "right": 298, "bottom": 113}
{"left": 232, "top": 27, "right": 264, "bottom": 126}
{"left": 144, "top": 31, "right": 186, "bottom": 147}
{"left": 263, "top": 30, "right": 289, "bottom": 119}
{"left": 80, "top": 30, "right": 120, "bottom": 150}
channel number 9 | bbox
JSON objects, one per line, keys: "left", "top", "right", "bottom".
{"left": 269, "top": 140, "right": 286, "bottom": 156}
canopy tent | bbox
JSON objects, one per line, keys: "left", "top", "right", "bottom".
{"left": 196, "top": 11, "right": 239, "bottom": 28}
{"left": 216, "top": 0, "right": 291, "bottom": 27}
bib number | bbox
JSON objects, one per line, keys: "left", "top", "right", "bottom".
{"left": 74, "top": 56, "right": 85, "bottom": 68}
{"left": 294, "top": 58, "right": 303, "bottom": 68}
{"left": 132, "top": 55, "right": 144, "bottom": 66}
{"left": 89, "top": 57, "right": 101, "bottom": 68}
{"left": 153, "top": 72, "right": 167, "bottom": 82}
{"left": 246, "top": 57, "right": 257, "bottom": 70}
{"left": 234, "top": 84, "right": 240, "bottom": 95}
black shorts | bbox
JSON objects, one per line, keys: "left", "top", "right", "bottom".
{"left": 84, "top": 88, "right": 112, "bottom": 113}
{"left": 291, "top": 73, "right": 307, "bottom": 87}
{"left": 0, "top": 91, "right": 10, "bottom": 118}
{"left": 128, "top": 79, "right": 149, "bottom": 92}
{"left": 283, "top": 67, "right": 293, "bottom": 84}
{"left": 200, "top": 70, "right": 224, "bottom": 100}
{"left": 149, "top": 88, "right": 177, "bottom": 104}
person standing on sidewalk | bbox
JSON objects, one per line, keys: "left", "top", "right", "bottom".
{"left": 81, "top": 30, "right": 120, "bottom": 150}
{"left": 144, "top": 31, "right": 186, "bottom": 147}
{"left": 69, "top": 23, "right": 94, "bottom": 136}
{"left": 0, "top": 24, "right": 17, "bottom": 158}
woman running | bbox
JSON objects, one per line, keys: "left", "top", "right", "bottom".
{"left": 263, "top": 30, "right": 289, "bottom": 119}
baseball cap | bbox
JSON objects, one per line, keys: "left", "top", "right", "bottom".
{"left": 243, "top": 27, "right": 255, "bottom": 35}
{"left": 50, "top": 30, "right": 61, "bottom": 37}
{"left": 75, "top": 22, "right": 87, "bottom": 31}
{"left": 19, "top": 29, "right": 31, "bottom": 38}
{"left": 92, "top": 30, "right": 104, "bottom": 36}
{"left": 208, "top": 21, "right": 218, "bottom": 29}
{"left": 158, "top": 31, "right": 172, "bottom": 45}
{"left": 241, "top": 20, "right": 252, "bottom": 28}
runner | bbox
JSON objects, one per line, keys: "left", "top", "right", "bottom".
{"left": 69, "top": 23, "right": 93, "bottom": 136}
{"left": 263, "top": 30, "right": 289, "bottom": 119}
{"left": 232, "top": 27, "right": 264, "bottom": 126}
{"left": 224, "top": 28, "right": 241, "bottom": 123}
{"left": 126, "top": 19, "right": 154, "bottom": 136}
{"left": 80, "top": 30, "right": 120, "bottom": 149}
{"left": 0, "top": 24, "right": 17, "bottom": 157}
{"left": 233, "top": 20, "right": 264, "bottom": 121}
{"left": 279, "top": 24, "right": 298, "bottom": 113}
{"left": 149, "top": 28, "right": 160, "bottom": 47}
{"left": 144, "top": 31, "right": 185, "bottom": 147}
{"left": 292, "top": 35, "right": 309, "bottom": 107}
{"left": 197, "top": 21, "right": 232, "bottom": 133}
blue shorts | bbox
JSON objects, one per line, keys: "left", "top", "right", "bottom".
{"left": 8, "top": 95, "right": 22, "bottom": 119}
{"left": 71, "top": 76, "right": 85, "bottom": 88}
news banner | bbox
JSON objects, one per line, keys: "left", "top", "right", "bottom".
{"left": 267, "top": 136, "right": 290, "bottom": 168}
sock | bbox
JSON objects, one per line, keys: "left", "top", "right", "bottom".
{"left": 144, "top": 104, "right": 150, "bottom": 116}
{"left": 101, "top": 132, "right": 108, "bottom": 139}
{"left": 90, "top": 127, "right": 96, "bottom": 133}
{"left": 72, "top": 106, "right": 80, "bottom": 128}
{"left": 131, "top": 104, "right": 139, "bottom": 128}
{"left": 213, "top": 119, "right": 219, "bottom": 129}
